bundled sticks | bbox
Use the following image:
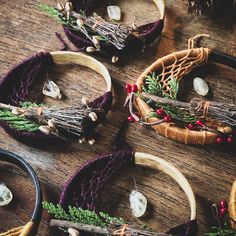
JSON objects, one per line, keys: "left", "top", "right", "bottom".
{"left": 142, "top": 92, "right": 236, "bottom": 126}
{"left": 0, "top": 102, "right": 103, "bottom": 139}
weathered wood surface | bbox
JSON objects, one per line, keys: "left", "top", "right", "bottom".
{"left": 0, "top": 0, "right": 235, "bottom": 235}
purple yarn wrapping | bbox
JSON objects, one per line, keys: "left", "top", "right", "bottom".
{"left": 0, "top": 53, "right": 112, "bottom": 144}
{"left": 63, "top": 0, "right": 164, "bottom": 56}
{"left": 59, "top": 148, "right": 134, "bottom": 210}
{"left": 166, "top": 220, "right": 198, "bottom": 236}
{"left": 59, "top": 147, "right": 197, "bottom": 236}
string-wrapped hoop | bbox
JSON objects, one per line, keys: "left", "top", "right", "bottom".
{"left": 59, "top": 149, "right": 197, "bottom": 235}
{"left": 0, "top": 51, "right": 113, "bottom": 144}
{"left": 134, "top": 35, "right": 235, "bottom": 145}
{"left": 42, "top": 0, "right": 165, "bottom": 62}
{"left": 0, "top": 149, "right": 42, "bottom": 236}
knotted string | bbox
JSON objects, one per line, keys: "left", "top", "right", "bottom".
{"left": 113, "top": 224, "right": 128, "bottom": 236}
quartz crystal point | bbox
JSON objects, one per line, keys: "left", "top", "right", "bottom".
{"left": 0, "top": 182, "right": 13, "bottom": 206}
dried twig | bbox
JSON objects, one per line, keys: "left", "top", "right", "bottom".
{"left": 142, "top": 92, "right": 236, "bottom": 126}
{"left": 50, "top": 219, "right": 170, "bottom": 236}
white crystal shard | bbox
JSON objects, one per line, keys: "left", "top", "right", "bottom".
{"left": 193, "top": 77, "right": 209, "bottom": 96}
{"left": 129, "top": 190, "right": 147, "bottom": 218}
{"left": 42, "top": 80, "right": 62, "bottom": 100}
{"left": 0, "top": 182, "right": 13, "bottom": 206}
{"left": 107, "top": 6, "right": 121, "bottom": 21}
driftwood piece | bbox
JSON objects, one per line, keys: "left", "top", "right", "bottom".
{"left": 50, "top": 219, "right": 170, "bottom": 236}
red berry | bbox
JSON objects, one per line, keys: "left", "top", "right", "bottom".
{"left": 156, "top": 108, "right": 165, "bottom": 117}
{"left": 186, "top": 123, "right": 195, "bottom": 130}
{"left": 196, "top": 120, "right": 204, "bottom": 127}
{"left": 216, "top": 136, "right": 223, "bottom": 144}
{"left": 125, "top": 84, "right": 132, "bottom": 93}
{"left": 127, "top": 115, "right": 135, "bottom": 122}
{"left": 219, "top": 207, "right": 227, "bottom": 216}
{"left": 131, "top": 84, "right": 138, "bottom": 93}
{"left": 227, "top": 135, "right": 233, "bottom": 143}
{"left": 164, "top": 115, "right": 171, "bottom": 123}
{"left": 219, "top": 199, "right": 228, "bottom": 209}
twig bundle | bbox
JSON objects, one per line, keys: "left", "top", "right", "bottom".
{"left": 50, "top": 219, "right": 170, "bottom": 236}
{"left": 186, "top": 0, "right": 236, "bottom": 15}
{"left": 142, "top": 92, "right": 236, "bottom": 126}
{"left": 73, "top": 12, "right": 131, "bottom": 50}
{"left": 0, "top": 102, "right": 103, "bottom": 138}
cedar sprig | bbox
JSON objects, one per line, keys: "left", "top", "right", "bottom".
{"left": 43, "top": 202, "right": 125, "bottom": 228}
{"left": 142, "top": 73, "right": 197, "bottom": 124}
{"left": 205, "top": 224, "right": 236, "bottom": 236}
{"left": 142, "top": 72, "right": 179, "bottom": 100}
{"left": 0, "top": 102, "right": 42, "bottom": 132}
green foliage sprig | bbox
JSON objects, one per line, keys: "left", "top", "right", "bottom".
{"left": 142, "top": 72, "right": 179, "bottom": 100}
{"left": 142, "top": 73, "right": 198, "bottom": 124}
{"left": 39, "top": 4, "right": 106, "bottom": 42}
{"left": 205, "top": 225, "right": 236, "bottom": 236}
{"left": 0, "top": 102, "right": 42, "bottom": 132}
{"left": 42, "top": 202, "right": 125, "bottom": 228}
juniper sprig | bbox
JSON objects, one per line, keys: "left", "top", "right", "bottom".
{"left": 42, "top": 202, "right": 125, "bottom": 228}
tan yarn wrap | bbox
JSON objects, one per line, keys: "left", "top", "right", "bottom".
{"left": 135, "top": 46, "right": 232, "bottom": 145}
{"left": 0, "top": 221, "right": 35, "bottom": 236}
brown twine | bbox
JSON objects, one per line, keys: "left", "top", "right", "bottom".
{"left": 113, "top": 224, "right": 129, "bottom": 236}
{"left": 196, "top": 100, "right": 211, "bottom": 117}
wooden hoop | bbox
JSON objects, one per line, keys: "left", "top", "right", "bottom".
{"left": 153, "top": 0, "right": 165, "bottom": 20}
{"left": 135, "top": 48, "right": 233, "bottom": 145}
{"left": 50, "top": 51, "right": 112, "bottom": 92}
{"left": 134, "top": 152, "right": 197, "bottom": 220}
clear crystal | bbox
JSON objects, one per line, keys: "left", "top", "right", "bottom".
{"left": 0, "top": 182, "right": 13, "bottom": 206}
{"left": 107, "top": 6, "right": 121, "bottom": 21}
{"left": 42, "top": 80, "right": 62, "bottom": 100}
{"left": 193, "top": 77, "right": 209, "bottom": 96}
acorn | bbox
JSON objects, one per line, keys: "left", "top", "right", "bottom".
{"left": 76, "top": 19, "right": 84, "bottom": 27}
{"left": 86, "top": 46, "right": 97, "bottom": 53}
{"left": 111, "top": 55, "right": 119, "bottom": 64}
{"left": 88, "top": 138, "right": 95, "bottom": 145}
{"left": 64, "top": 1, "right": 73, "bottom": 13}
{"left": 48, "top": 119, "right": 56, "bottom": 129}
{"left": 81, "top": 97, "right": 89, "bottom": 106}
{"left": 39, "top": 125, "right": 51, "bottom": 135}
{"left": 11, "top": 107, "right": 25, "bottom": 115}
{"left": 68, "top": 228, "right": 80, "bottom": 236}
{"left": 89, "top": 112, "right": 98, "bottom": 122}
{"left": 92, "top": 36, "right": 100, "bottom": 46}
{"left": 56, "top": 2, "right": 64, "bottom": 11}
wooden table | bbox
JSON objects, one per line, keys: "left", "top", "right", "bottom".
{"left": 0, "top": 0, "right": 235, "bottom": 235}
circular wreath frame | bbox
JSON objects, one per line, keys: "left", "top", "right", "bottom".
{"left": 135, "top": 47, "right": 235, "bottom": 145}
{"left": 64, "top": 0, "right": 165, "bottom": 57}
{"left": 0, "top": 51, "right": 113, "bottom": 144}
{"left": 0, "top": 149, "right": 42, "bottom": 236}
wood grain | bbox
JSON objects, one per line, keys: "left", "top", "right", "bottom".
{"left": 0, "top": 0, "right": 235, "bottom": 235}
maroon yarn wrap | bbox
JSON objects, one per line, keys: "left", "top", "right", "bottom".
{"left": 59, "top": 147, "right": 197, "bottom": 235}
{"left": 0, "top": 53, "right": 112, "bottom": 144}
{"left": 59, "top": 148, "right": 134, "bottom": 210}
{"left": 62, "top": 0, "right": 164, "bottom": 56}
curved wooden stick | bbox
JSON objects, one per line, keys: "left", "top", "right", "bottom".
{"left": 229, "top": 180, "right": 236, "bottom": 230}
{"left": 153, "top": 0, "right": 165, "bottom": 20}
{"left": 134, "top": 152, "right": 197, "bottom": 221}
{"left": 50, "top": 51, "right": 112, "bottom": 92}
